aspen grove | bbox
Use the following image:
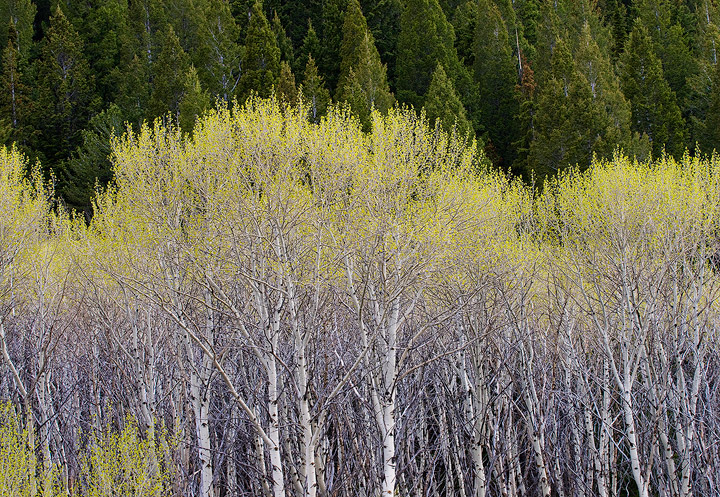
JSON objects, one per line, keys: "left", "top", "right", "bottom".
{"left": 1, "top": 98, "right": 720, "bottom": 497}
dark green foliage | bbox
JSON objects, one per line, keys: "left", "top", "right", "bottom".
{"left": 319, "top": 0, "right": 346, "bottom": 92}
{"left": 179, "top": 65, "right": 210, "bottom": 132}
{"left": 452, "top": 0, "right": 477, "bottom": 67}
{"left": 193, "top": 0, "right": 241, "bottom": 101}
{"left": 361, "top": 0, "right": 401, "bottom": 86}
{"left": 395, "top": 0, "right": 459, "bottom": 109}
{"left": 703, "top": 58, "right": 720, "bottom": 153}
{"left": 149, "top": 24, "right": 192, "bottom": 120}
{"left": 238, "top": 2, "right": 281, "bottom": 100}
{"left": 336, "top": 7, "right": 394, "bottom": 130}
{"left": 300, "top": 54, "right": 330, "bottom": 122}
{"left": 34, "top": 6, "right": 96, "bottom": 166}
{"left": 423, "top": 62, "right": 471, "bottom": 138}
{"left": 295, "top": 19, "right": 320, "bottom": 75}
{"left": 275, "top": 59, "right": 298, "bottom": 104}
{"left": 473, "top": 0, "right": 519, "bottom": 167}
{"left": 0, "top": 0, "right": 35, "bottom": 57}
{"left": 272, "top": 10, "right": 295, "bottom": 65}
{"left": 0, "top": 21, "right": 31, "bottom": 149}
{"left": 620, "top": 23, "right": 687, "bottom": 158}
{"left": 58, "top": 104, "right": 125, "bottom": 214}
{"left": 75, "top": 0, "right": 133, "bottom": 104}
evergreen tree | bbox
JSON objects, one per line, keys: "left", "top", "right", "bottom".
{"left": 575, "top": 21, "right": 633, "bottom": 154}
{"left": 149, "top": 24, "right": 192, "bottom": 121}
{"left": 473, "top": 0, "right": 519, "bottom": 167}
{"left": 319, "top": 0, "right": 346, "bottom": 93}
{"left": 34, "top": 6, "right": 96, "bottom": 166}
{"left": 295, "top": 19, "right": 320, "bottom": 75}
{"left": 194, "top": 0, "right": 241, "bottom": 101}
{"left": 620, "top": 23, "right": 687, "bottom": 158}
{"left": 0, "top": 21, "right": 31, "bottom": 149}
{"left": 275, "top": 59, "right": 298, "bottom": 104}
{"left": 272, "top": 10, "right": 295, "bottom": 65}
{"left": 395, "top": 0, "right": 459, "bottom": 108}
{"left": 423, "top": 62, "right": 472, "bottom": 138}
{"left": 300, "top": 54, "right": 330, "bottom": 122}
{"left": 117, "top": 54, "right": 152, "bottom": 128}
{"left": 336, "top": 23, "right": 394, "bottom": 130}
{"left": 75, "top": 0, "right": 134, "bottom": 103}
{"left": 179, "top": 65, "right": 210, "bottom": 132}
{"left": 526, "top": 38, "right": 601, "bottom": 179}
{"left": 703, "top": 57, "right": 720, "bottom": 153}
{"left": 0, "top": 0, "right": 35, "bottom": 57}
{"left": 452, "top": 0, "right": 477, "bottom": 67}
{"left": 337, "top": 0, "right": 370, "bottom": 93}
{"left": 361, "top": 0, "right": 402, "bottom": 86}
{"left": 58, "top": 104, "right": 125, "bottom": 215}
{"left": 238, "top": 1, "right": 281, "bottom": 100}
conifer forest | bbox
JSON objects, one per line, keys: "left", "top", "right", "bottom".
{"left": 2, "top": 0, "right": 720, "bottom": 496}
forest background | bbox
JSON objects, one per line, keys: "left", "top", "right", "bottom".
{"left": 2, "top": 0, "right": 720, "bottom": 215}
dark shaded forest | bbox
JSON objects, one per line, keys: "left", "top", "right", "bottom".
{"left": 2, "top": 0, "right": 720, "bottom": 214}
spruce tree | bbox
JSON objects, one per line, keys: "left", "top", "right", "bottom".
{"left": 0, "top": 21, "right": 31, "bottom": 149}
{"left": 58, "top": 104, "right": 125, "bottom": 215}
{"left": 300, "top": 54, "right": 330, "bottom": 122}
{"left": 620, "top": 23, "right": 687, "bottom": 158}
{"left": 703, "top": 57, "right": 720, "bottom": 153}
{"left": 0, "top": 0, "right": 35, "bottom": 57}
{"left": 362, "top": 0, "right": 402, "bottom": 85}
{"left": 34, "top": 6, "right": 96, "bottom": 166}
{"left": 452, "top": 0, "right": 478, "bottom": 67}
{"left": 337, "top": 0, "right": 370, "bottom": 94}
{"left": 194, "top": 0, "right": 241, "bottom": 101}
{"left": 473, "top": 0, "right": 519, "bottom": 167}
{"left": 272, "top": 11, "right": 295, "bottom": 65}
{"left": 76, "top": 0, "right": 134, "bottom": 103}
{"left": 336, "top": 17, "right": 394, "bottom": 130}
{"left": 179, "top": 65, "right": 211, "bottom": 132}
{"left": 319, "top": 0, "right": 346, "bottom": 93}
{"left": 275, "top": 59, "right": 298, "bottom": 104}
{"left": 238, "top": 1, "right": 281, "bottom": 100}
{"left": 526, "top": 37, "right": 602, "bottom": 179}
{"left": 423, "top": 63, "right": 472, "bottom": 138}
{"left": 149, "top": 24, "right": 192, "bottom": 121}
{"left": 395, "top": 0, "right": 459, "bottom": 108}
{"left": 295, "top": 19, "right": 320, "bottom": 75}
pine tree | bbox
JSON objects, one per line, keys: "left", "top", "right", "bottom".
{"left": 362, "top": 0, "right": 402, "bottom": 85}
{"left": 58, "top": 104, "right": 125, "bottom": 215}
{"left": 275, "top": 59, "right": 298, "bottom": 104}
{"left": 703, "top": 58, "right": 720, "bottom": 152}
{"left": 0, "top": 21, "right": 31, "bottom": 149}
{"left": 423, "top": 63, "right": 472, "bottom": 138}
{"left": 337, "top": 0, "right": 370, "bottom": 93}
{"left": 272, "top": 10, "right": 295, "bottom": 65}
{"left": 117, "top": 54, "right": 152, "bottom": 128}
{"left": 452, "top": 0, "right": 478, "bottom": 67}
{"left": 149, "top": 24, "right": 192, "bottom": 121}
{"left": 76, "top": 0, "right": 134, "bottom": 103}
{"left": 620, "top": 23, "right": 687, "bottom": 158}
{"left": 473, "top": 0, "right": 519, "bottom": 167}
{"left": 179, "top": 65, "right": 211, "bottom": 132}
{"left": 526, "top": 37, "right": 603, "bottom": 179}
{"left": 395, "top": 0, "right": 459, "bottom": 108}
{"left": 238, "top": 1, "right": 281, "bottom": 100}
{"left": 194, "top": 0, "right": 242, "bottom": 101}
{"left": 574, "top": 21, "right": 633, "bottom": 154}
{"left": 34, "top": 6, "right": 96, "bottom": 166}
{"left": 0, "top": 0, "right": 35, "bottom": 57}
{"left": 295, "top": 19, "right": 320, "bottom": 75}
{"left": 300, "top": 54, "right": 330, "bottom": 122}
{"left": 319, "top": 0, "right": 346, "bottom": 93}
{"left": 336, "top": 20, "right": 394, "bottom": 130}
